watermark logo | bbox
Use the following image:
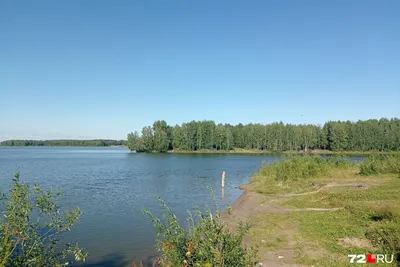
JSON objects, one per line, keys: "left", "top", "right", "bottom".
{"left": 348, "top": 254, "right": 394, "bottom": 264}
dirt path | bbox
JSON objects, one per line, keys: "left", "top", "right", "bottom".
{"left": 223, "top": 182, "right": 373, "bottom": 267}
{"left": 223, "top": 190, "right": 316, "bottom": 267}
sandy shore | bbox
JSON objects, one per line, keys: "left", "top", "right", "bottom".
{"left": 224, "top": 186, "right": 317, "bottom": 267}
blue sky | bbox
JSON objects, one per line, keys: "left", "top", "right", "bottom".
{"left": 1, "top": 0, "right": 399, "bottom": 140}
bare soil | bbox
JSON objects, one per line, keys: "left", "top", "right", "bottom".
{"left": 338, "top": 237, "right": 373, "bottom": 249}
{"left": 223, "top": 182, "right": 378, "bottom": 267}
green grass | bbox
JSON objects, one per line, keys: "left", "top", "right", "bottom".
{"left": 292, "top": 180, "right": 400, "bottom": 266}
{"left": 251, "top": 155, "right": 400, "bottom": 195}
{"left": 360, "top": 155, "right": 400, "bottom": 175}
{"left": 285, "top": 150, "right": 400, "bottom": 156}
{"left": 245, "top": 156, "right": 400, "bottom": 266}
{"left": 250, "top": 156, "right": 356, "bottom": 194}
{"left": 280, "top": 176, "right": 400, "bottom": 209}
{"left": 250, "top": 213, "right": 295, "bottom": 250}
{"left": 249, "top": 176, "right": 400, "bottom": 266}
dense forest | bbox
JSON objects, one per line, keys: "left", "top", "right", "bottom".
{"left": 0, "top": 139, "right": 126, "bottom": 147}
{"left": 127, "top": 118, "right": 400, "bottom": 153}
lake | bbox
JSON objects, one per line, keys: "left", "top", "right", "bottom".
{"left": 0, "top": 147, "right": 365, "bottom": 266}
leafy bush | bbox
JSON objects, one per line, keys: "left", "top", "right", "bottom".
{"left": 360, "top": 155, "right": 400, "bottom": 176}
{"left": 144, "top": 189, "right": 258, "bottom": 267}
{"left": 0, "top": 173, "right": 87, "bottom": 267}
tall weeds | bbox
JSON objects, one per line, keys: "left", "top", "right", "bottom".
{"left": 256, "top": 156, "right": 352, "bottom": 183}
{"left": 143, "top": 187, "right": 258, "bottom": 267}
{"left": 360, "top": 155, "right": 400, "bottom": 176}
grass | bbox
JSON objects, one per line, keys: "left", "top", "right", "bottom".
{"left": 243, "top": 155, "right": 400, "bottom": 266}
{"left": 285, "top": 150, "right": 400, "bottom": 156}
{"left": 291, "top": 187, "right": 400, "bottom": 266}
{"left": 250, "top": 156, "right": 356, "bottom": 194}
{"left": 360, "top": 155, "right": 400, "bottom": 175}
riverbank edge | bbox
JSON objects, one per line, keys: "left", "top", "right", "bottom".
{"left": 2, "top": 146, "right": 398, "bottom": 155}
{"left": 0, "top": 145, "right": 127, "bottom": 148}
{"left": 168, "top": 149, "right": 399, "bottom": 155}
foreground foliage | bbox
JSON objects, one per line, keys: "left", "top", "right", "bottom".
{"left": 144, "top": 191, "right": 258, "bottom": 267}
{"left": 0, "top": 173, "right": 87, "bottom": 267}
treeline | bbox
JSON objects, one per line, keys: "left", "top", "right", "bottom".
{"left": 127, "top": 118, "right": 400, "bottom": 153}
{"left": 0, "top": 139, "right": 126, "bottom": 147}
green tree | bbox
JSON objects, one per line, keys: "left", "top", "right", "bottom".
{"left": 183, "top": 121, "right": 197, "bottom": 150}
{"left": 172, "top": 125, "right": 184, "bottom": 150}
{"left": 152, "top": 120, "right": 169, "bottom": 152}
{"left": 153, "top": 130, "right": 169, "bottom": 152}
{"left": 233, "top": 123, "right": 245, "bottom": 148}
{"left": 0, "top": 173, "right": 87, "bottom": 266}
{"left": 196, "top": 122, "right": 204, "bottom": 150}
{"left": 127, "top": 131, "right": 145, "bottom": 152}
{"left": 224, "top": 124, "right": 234, "bottom": 150}
{"left": 124, "top": 117, "right": 400, "bottom": 153}
{"left": 215, "top": 124, "right": 225, "bottom": 150}
{"left": 142, "top": 126, "right": 154, "bottom": 152}
{"left": 201, "top": 121, "right": 216, "bottom": 149}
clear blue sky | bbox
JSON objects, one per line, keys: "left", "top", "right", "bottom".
{"left": 1, "top": 0, "right": 399, "bottom": 140}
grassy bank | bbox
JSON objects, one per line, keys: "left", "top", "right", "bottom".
{"left": 168, "top": 148, "right": 400, "bottom": 155}
{"left": 284, "top": 150, "right": 400, "bottom": 156}
{"left": 235, "top": 155, "right": 400, "bottom": 266}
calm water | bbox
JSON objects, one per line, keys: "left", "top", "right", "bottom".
{"left": 0, "top": 147, "right": 365, "bottom": 266}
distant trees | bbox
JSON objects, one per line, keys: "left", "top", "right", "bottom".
{"left": 0, "top": 139, "right": 126, "bottom": 147}
{"left": 5, "top": 118, "right": 398, "bottom": 152}
{"left": 127, "top": 118, "right": 400, "bottom": 153}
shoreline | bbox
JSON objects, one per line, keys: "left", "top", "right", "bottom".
{"left": 0, "top": 145, "right": 127, "bottom": 148}
{"left": 168, "top": 149, "right": 399, "bottom": 155}
{"left": 3, "top": 149, "right": 398, "bottom": 156}
{"left": 3, "top": 146, "right": 398, "bottom": 156}
{"left": 224, "top": 164, "right": 400, "bottom": 266}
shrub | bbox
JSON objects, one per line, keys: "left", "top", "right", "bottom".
{"left": 360, "top": 155, "right": 400, "bottom": 176}
{"left": 144, "top": 188, "right": 258, "bottom": 267}
{"left": 0, "top": 173, "right": 87, "bottom": 267}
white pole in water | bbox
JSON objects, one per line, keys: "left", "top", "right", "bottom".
{"left": 222, "top": 171, "right": 225, "bottom": 188}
